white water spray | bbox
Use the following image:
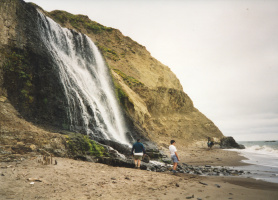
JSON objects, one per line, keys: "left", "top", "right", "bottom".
{"left": 37, "top": 12, "right": 129, "bottom": 145}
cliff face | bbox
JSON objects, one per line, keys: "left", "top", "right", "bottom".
{"left": 0, "top": 0, "right": 223, "bottom": 148}
{"left": 45, "top": 10, "right": 224, "bottom": 145}
{"left": 0, "top": 0, "right": 75, "bottom": 129}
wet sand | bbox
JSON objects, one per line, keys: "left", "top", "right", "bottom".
{"left": 1, "top": 147, "right": 277, "bottom": 200}
{"left": 177, "top": 145, "right": 249, "bottom": 167}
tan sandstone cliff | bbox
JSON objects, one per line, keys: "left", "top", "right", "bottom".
{"left": 45, "top": 10, "right": 224, "bottom": 146}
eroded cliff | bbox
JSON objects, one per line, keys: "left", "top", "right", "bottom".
{"left": 0, "top": 0, "right": 223, "bottom": 151}
{"left": 45, "top": 9, "right": 223, "bottom": 145}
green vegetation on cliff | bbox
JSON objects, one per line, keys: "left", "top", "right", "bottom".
{"left": 49, "top": 10, "right": 113, "bottom": 34}
{"left": 2, "top": 49, "right": 34, "bottom": 105}
{"left": 97, "top": 44, "right": 119, "bottom": 61}
{"left": 113, "top": 68, "right": 144, "bottom": 88}
{"left": 112, "top": 68, "right": 145, "bottom": 110}
{"left": 114, "top": 82, "right": 128, "bottom": 108}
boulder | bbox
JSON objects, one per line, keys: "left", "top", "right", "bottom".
{"left": 220, "top": 137, "right": 245, "bottom": 149}
{"left": 145, "top": 149, "right": 163, "bottom": 159}
{"left": 142, "top": 154, "right": 150, "bottom": 163}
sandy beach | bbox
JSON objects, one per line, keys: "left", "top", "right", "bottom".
{"left": 1, "top": 146, "right": 278, "bottom": 200}
{"left": 171, "top": 144, "right": 249, "bottom": 167}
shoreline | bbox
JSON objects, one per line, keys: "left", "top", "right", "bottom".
{"left": 1, "top": 147, "right": 278, "bottom": 200}
{"left": 177, "top": 144, "right": 278, "bottom": 184}
{"left": 177, "top": 145, "right": 250, "bottom": 167}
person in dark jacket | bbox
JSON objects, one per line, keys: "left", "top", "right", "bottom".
{"left": 131, "top": 139, "right": 146, "bottom": 169}
{"left": 207, "top": 137, "right": 214, "bottom": 149}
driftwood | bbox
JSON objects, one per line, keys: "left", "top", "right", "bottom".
{"left": 27, "top": 178, "right": 42, "bottom": 182}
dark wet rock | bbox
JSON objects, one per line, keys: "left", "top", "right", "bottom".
{"left": 182, "top": 163, "right": 188, "bottom": 166}
{"left": 97, "top": 157, "right": 135, "bottom": 168}
{"left": 186, "top": 195, "right": 194, "bottom": 199}
{"left": 146, "top": 149, "right": 164, "bottom": 159}
{"left": 142, "top": 154, "right": 150, "bottom": 163}
{"left": 177, "top": 165, "right": 183, "bottom": 170}
{"left": 90, "top": 136, "right": 163, "bottom": 163}
{"left": 11, "top": 144, "right": 32, "bottom": 154}
{"left": 161, "top": 158, "right": 172, "bottom": 164}
{"left": 94, "top": 150, "right": 251, "bottom": 178}
{"left": 220, "top": 137, "right": 245, "bottom": 149}
{"left": 73, "top": 155, "right": 87, "bottom": 161}
{"left": 196, "top": 170, "right": 203, "bottom": 175}
{"left": 90, "top": 137, "right": 131, "bottom": 155}
{"left": 199, "top": 182, "right": 208, "bottom": 186}
{"left": 175, "top": 183, "right": 179, "bottom": 187}
{"left": 215, "top": 184, "right": 221, "bottom": 188}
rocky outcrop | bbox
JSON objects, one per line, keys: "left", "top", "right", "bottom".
{"left": 0, "top": 97, "right": 68, "bottom": 162}
{"left": 220, "top": 137, "right": 245, "bottom": 149}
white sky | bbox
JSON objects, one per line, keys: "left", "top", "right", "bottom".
{"left": 26, "top": 0, "right": 278, "bottom": 141}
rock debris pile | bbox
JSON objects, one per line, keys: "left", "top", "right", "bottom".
{"left": 146, "top": 163, "right": 248, "bottom": 177}
{"left": 97, "top": 157, "right": 250, "bottom": 177}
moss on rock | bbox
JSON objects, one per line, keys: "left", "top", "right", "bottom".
{"left": 113, "top": 68, "right": 144, "bottom": 88}
{"left": 65, "top": 133, "right": 109, "bottom": 158}
{"left": 2, "top": 49, "right": 34, "bottom": 107}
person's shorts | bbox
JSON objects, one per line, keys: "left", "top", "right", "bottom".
{"left": 171, "top": 155, "right": 179, "bottom": 163}
{"left": 134, "top": 155, "right": 143, "bottom": 160}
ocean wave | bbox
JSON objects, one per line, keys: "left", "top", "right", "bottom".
{"left": 226, "top": 142, "right": 278, "bottom": 169}
{"left": 244, "top": 145, "right": 278, "bottom": 156}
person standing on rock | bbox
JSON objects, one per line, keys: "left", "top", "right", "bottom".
{"left": 131, "top": 139, "right": 146, "bottom": 169}
{"left": 169, "top": 140, "right": 180, "bottom": 174}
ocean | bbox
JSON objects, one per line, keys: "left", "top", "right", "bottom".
{"left": 227, "top": 140, "right": 278, "bottom": 183}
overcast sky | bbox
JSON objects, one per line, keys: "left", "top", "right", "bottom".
{"left": 26, "top": 0, "right": 278, "bottom": 141}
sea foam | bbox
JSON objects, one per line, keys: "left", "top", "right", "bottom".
{"left": 226, "top": 141, "right": 278, "bottom": 183}
{"left": 244, "top": 144, "right": 278, "bottom": 156}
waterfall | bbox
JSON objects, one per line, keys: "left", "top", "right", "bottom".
{"left": 37, "top": 12, "right": 129, "bottom": 145}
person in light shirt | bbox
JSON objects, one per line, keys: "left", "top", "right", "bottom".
{"left": 169, "top": 140, "right": 180, "bottom": 174}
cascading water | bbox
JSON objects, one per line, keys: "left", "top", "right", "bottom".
{"left": 36, "top": 12, "right": 130, "bottom": 145}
